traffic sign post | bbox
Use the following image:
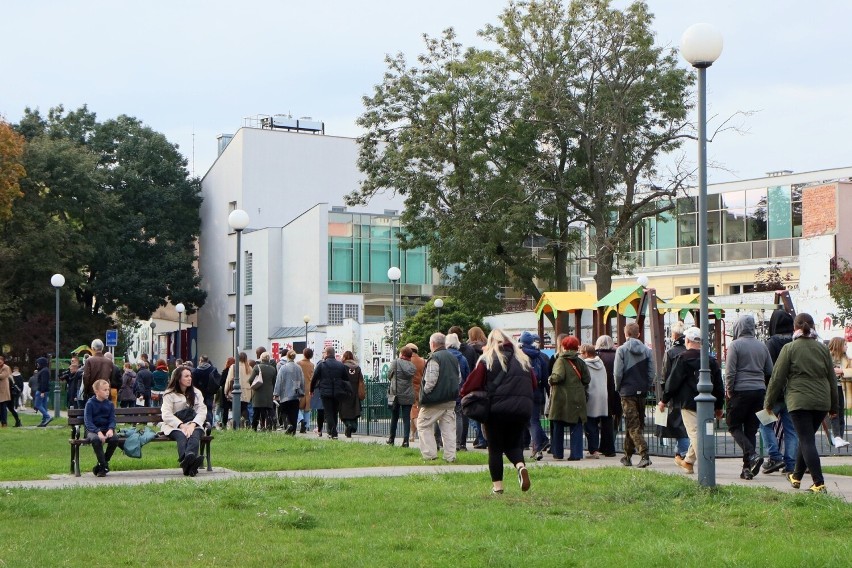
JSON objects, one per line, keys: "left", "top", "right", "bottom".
{"left": 106, "top": 329, "right": 118, "bottom": 348}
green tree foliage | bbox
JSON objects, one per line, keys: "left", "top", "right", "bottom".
{"left": 350, "top": 0, "right": 693, "bottom": 303}
{"left": 399, "top": 297, "right": 489, "bottom": 355}
{"left": 0, "top": 120, "right": 25, "bottom": 219}
{"left": 829, "top": 258, "right": 852, "bottom": 326}
{"left": 0, "top": 105, "right": 205, "bottom": 359}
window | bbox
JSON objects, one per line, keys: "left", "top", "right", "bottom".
{"left": 678, "top": 286, "right": 716, "bottom": 295}
{"left": 345, "top": 304, "right": 359, "bottom": 322}
{"left": 245, "top": 252, "right": 253, "bottom": 295}
{"left": 244, "top": 305, "right": 253, "bottom": 350}
{"left": 729, "top": 284, "right": 756, "bottom": 294}
{"left": 328, "top": 304, "right": 344, "bottom": 326}
{"left": 228, "top": 262, "right": 236, "bottom": 294}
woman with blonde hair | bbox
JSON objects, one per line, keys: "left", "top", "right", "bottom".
{"left": 224, "top": 352, "right": 252, "bottom": 428}
{"left": 827, "top": 337, "right": 850, "bottom": 446}
{"left": 460, "top": 329, "right": 535, "bottom": 494}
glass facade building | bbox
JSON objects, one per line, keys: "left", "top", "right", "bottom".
{"left": 628, "top": 184, "right": 804, "bottom": 268}
{"left": 327, "top": 212, "right": 433, "bottom": 295}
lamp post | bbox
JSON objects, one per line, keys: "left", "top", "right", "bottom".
{"left": 303, "top": 315, "right": 310, "bottom": 347}
{"left": 228, "top": 321, "right": 236, "bottom": 352}
{"left": 229, "top": 208, "right": 250, "bottom": 430}
{"left": 175, "top": 303, "right": 185, "bottom": 363}
{"left": 681, "top": 23, "right": 723, "bottom": 488}
{"left": 434, "top": 298, "right": 444, "bottom": 331}
{"left": 51, "top": 273, "right": 65, "bottom": 419}
{"left": 149, "top": 321, "right": 156, "bottom": 362}
{"left": 388, "top": 266, "right": 401, "bottom": 356}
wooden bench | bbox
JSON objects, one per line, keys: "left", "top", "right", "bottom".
{"left": 68, "top": 407, "right": 214, "bottom": 477}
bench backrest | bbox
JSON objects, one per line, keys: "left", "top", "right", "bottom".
{"left": 67, "top": 407, "right": 163, "bottom": 426}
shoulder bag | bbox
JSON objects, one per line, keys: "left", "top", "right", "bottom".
{"left": 461, "top": 369, "right": 505, "bottom": 422}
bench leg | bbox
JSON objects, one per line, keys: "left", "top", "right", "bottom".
{"left": 74, "top": 445, "right": 81, "bottom": 477}
{"left": 204, "top": 440, "right": 212, "bottom": 471}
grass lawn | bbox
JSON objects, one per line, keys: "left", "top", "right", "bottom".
{"left": 0, "top": 412, "right": 487, "bottom": 481}
{"left": 1, "top": 467, "right": 850, "bottom": 567}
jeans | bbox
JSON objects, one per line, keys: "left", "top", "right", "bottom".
{"left": 298, "top": 409, "right": 311, "bottom": 430}
{"left": 86, "top": 431, "right": 119, "bottom": 468}
{"left": 584, "top": 416, "right": 614, "bottom": 454}
{"left": 455, "top": 402, "right": 469, "bottom": 448}
{"left": 389, "top": 402, "right": 412, "bottom": 442}
{"left": 790, "top": 409, "right": 828, "bottom": 486}
{"left": 168, "top": 427, "right": 202, "bottom": 462}
{"left": 676, "top": 437, "right": 691, "bottom": 457}
{"left": 831, "top": 386, "right": 846, "bottom": 439}
{"left": 528, "top": 401, "right": 549, "bottom": 452}
{"left": 552, "top": 420, "right": 584, "bottom": 460}
{"left": 34, "top": 391, "right": 50, "bottom": 421}
{"left": 471, "top": 419, "right": 487, "bottom": 447}
{"left": 759, "top": 401, "right": 798, "bottom": 470}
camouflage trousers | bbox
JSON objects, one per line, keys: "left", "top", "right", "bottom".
{"left": 621, "top": 395, "right": 648, "bottom": 458}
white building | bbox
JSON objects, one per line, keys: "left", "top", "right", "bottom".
{"left": 197, "top": 121, "right": 434, "bottom": 368}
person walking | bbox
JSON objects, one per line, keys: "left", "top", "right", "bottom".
{"left": 580, "top": 344, "right": 609, "bottom": 458}
{"left": 462, "top": 328, "right": 488, "bottom": 449}
{"left": 765, "top": 313, "right": 838, "bottom": 494}
{"left": 417, "top": 333, "right": 459, "bottom": 462}
{"left": 548, "top": 336, "right": 589, "bottom": 461}
{"left": 273, "top": 350, "right": 304, "bottom": 433}
{"left": 658, "top": 322, "right": 690, "bottom": 460}
{"left": 250, "top": 352, "right": 278, "bottom": 431}
{"left": 519, "top": 331, "right": 551, "bottom": 461}
{"left": 310, "top": 347, "right": 348, "bottom": 439}
{"left": 827, "top": 337, "right": 850, "bottom": 447}
{"left": 460, "top": 329, "right": 535, "bottom": 494}
{"left": 0, "top": 355, "right": 22, "bottom": 427}
{"left": 387, "top": 346, "right": 416, "bottom": 447}
{"left": 760, "top": 310, "right": 799, "bottom": 474}
{"left": 614, "top": 322, "right": 655, "bottom": 468}
{"left": 34, "top": 357, "right": 52, "bottom": 426}
{"left": 725, "top": 315, "right": 774, "bottom": 480}
{"left": 339, "top": 351, "right": 365, "bottom": 437}
{"left": 594, "top": 335, "right": 620, "bottom": 457}
{"left": 297, "top": 348, "right": 315, "bottom": 433}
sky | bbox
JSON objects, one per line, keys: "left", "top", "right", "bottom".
{"left": 3, "top": 1, "right": 850, "bottom": 184}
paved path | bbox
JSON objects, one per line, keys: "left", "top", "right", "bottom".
{"left": 4, "top": 433, "right": 852, "bottom": 501}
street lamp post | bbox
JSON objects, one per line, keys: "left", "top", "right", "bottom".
{"left": 388, "top": 266, "right": 401, "bottom": 356}
{"left": 175, "top": 303, "right": 185, "bottom": 363}
{"left": 229, "top": 209, "right": 250, "bottom": 430}
{"left": 303, "top": 315, "right": 310, "bottom": 347}
{"left": 51, "top": 274, "right": 65, "bottom": 419}
{"left": 434, "top": 298, "right": 444, "bottom": 331}
{"left": 149, "top": 321, "right": 156, "bottom": 362}
{"left": 681, "top": 23, "right": 723, "bottom": 488}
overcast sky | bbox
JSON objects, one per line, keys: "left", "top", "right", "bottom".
{"left": 3, "top": 1, "right": 850, "bottom": 184}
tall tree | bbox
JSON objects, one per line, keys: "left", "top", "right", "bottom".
{"left": 351, "top": 0, "right": 694, "bottom": 303}
{"left": 0, "top": 120, "right": 25, "bottom": 219}
{"left": 0, "top": 105, "right": 206, "bottom": 358}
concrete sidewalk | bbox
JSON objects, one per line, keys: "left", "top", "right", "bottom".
{"left": 4, "top": 433, "right": 852, "bottom": 501}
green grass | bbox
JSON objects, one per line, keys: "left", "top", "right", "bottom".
{"left": 0, "top": 414, "right": 487, "bottom": 480}
{"left": 823, "top": 465, "right": 852, "bottom": 477}
{"left": 1, "top": 467, "right": 850, "bottom": 567}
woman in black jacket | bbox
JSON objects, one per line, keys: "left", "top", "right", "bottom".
{"left": 461, "top": 329, "right": 535, "bottom": 495}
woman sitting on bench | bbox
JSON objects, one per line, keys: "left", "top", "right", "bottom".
{"left": 161, "top": 366, "right": 206, "bottom": 477}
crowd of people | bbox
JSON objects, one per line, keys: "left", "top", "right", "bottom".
{"left": 1, "top": 310, "right": 847, "bottom": 494}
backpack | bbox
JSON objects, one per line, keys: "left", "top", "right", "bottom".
{"left": 119, "top": 373, "right": 136, "bottom": 402}
{"left": 197, "top": 366, "right": 222, "bottom": 396}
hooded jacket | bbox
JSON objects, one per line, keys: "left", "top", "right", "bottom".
{"left": 614, "top": 338, "right": 655, "bottom": 397}
{"left": 584, "top": 355, "right": 609, "bottom": 417}
{"left": 765, "top": 309, "right": 794, "bottom": 364}
{"left": 548, "top": 351, "right": 590, "bottom": 423}
{"left": 661, "top": 348, "right": 725, "bottom": 411}
{"left": 765, "top": 335, "right": 838, "bottom": 413}
{"left": 725, "top": 315, "right": 773, "bottom": 395}
{"left": 520, "top": 338, "right": 549, "bottom": 404}
{"left": 36, "top": 357, "right": 51, "bottom": 393}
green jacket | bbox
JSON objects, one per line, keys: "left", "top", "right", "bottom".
{"left": 547, "top": 352, "right": 590, "bottom": 424}
{"left": 765, "top": 337, "right": 838, "bottom": 413}
{"left": 420, "top": 349, "right": 459, "bottom": 406}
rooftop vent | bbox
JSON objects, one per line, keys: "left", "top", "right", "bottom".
{"left": 256, "top": 114, "right": 324, "bottom": 134}
{"left": 331, "top": 206, "right": 347, "bottom": 213}
{"left": 767, "top": 170, "right": 793, "bottom": 177}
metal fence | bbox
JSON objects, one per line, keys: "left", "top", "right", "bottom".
{"left": 341, "top": 381, "right": 851, "bottom": 459}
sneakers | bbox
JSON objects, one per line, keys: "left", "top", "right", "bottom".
{"left": 675, "top": 455, "right": 694, "bottom": 474}
{"left": 833, "top": 436, "right": 850, "bottom": 448}
{"left": 808, "top": 483, "right": 827, "bottom": 494}
{"left": 534, "top": 451, "right": 544, "bottom": 461}
{"left": 517, "top": 466, "right": 531, "bottom": 492}
{"left": 37, "top": 416, "right": 53, "bottom": 428}
{"left": 762, "top": 459, "right": 785, "bottom": 474}
{"left": 787, "top": 473, "right": 801, "bottom": 489}
{"left": 636, "top": 456, "right": 652, "bottom": 468}
{"left": 740, "top": 467, "right": 754, "bottom": 480}
{"left": 620, "top": 456, "right": 633, "bottom": 467}
{"left": 749, "top": 455, "right": 764, "bottom": 476}
{"left": 588, "top": 451, "right": 601, "bottom": 459}
{"left": 491, "top": 488, "right": 504, "bottom": 495}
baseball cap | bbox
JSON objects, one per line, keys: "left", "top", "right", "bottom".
{"left": 684, "top": 327, "right": 702, "bottom": 342}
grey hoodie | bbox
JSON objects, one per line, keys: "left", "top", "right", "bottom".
{"left": 614, "top": 337, "right": 655, "bottom": 396}
{"left": 725, "top": 315, "right": 773, "bottom": 394}
{"left": 584, "top": 356, "right": 609, "bottom": 417}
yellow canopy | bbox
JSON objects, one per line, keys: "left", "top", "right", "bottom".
{"left": 534, "top": 292, "right": 598, "bottom": 318}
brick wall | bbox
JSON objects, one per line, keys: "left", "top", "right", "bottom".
{"left": 802, "top": 183, "right": 837, "bottom": 237}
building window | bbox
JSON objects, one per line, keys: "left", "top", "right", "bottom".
{"left": 244, "top": 305, "right": 253, "bottom": 350}
{"left": 228, "top": 262, "right": 236, "bottom": 294}
{"left": 245, "top": 252, "right": 253, "bottom": 295}
{"left": 328, "top": 303, "right": 344, "bottom": 326}
{"left": 345, "top": 304, "right": 359, "bottom": 322}
{"left": 728, "top": 284, "right": 756, "bottom": 294}
{"left": 679, "top": 286, "right": 716, "bottom": 296}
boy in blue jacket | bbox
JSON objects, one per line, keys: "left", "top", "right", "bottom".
{"left": 84, "top": 379, "right": 119, "bottom": 477}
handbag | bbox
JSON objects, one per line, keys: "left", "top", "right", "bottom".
{"left": 174, "top": 407, "right": 196, "bottom": 423}
{"left": 250, "top": 374, "right": 263, "bottom": 391}
{"left": 461, "top": 370, "right": 506, "bottom": 422}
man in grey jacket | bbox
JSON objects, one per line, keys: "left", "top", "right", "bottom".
{"left": 614, "top": 322, "right": 655, "bottom": 468}
{"left": 725, "top": 314, "right": 773, "bottom": 480}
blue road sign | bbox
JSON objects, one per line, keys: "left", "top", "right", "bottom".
{"left": 106, "top": 329, "right": 118, "bottom": 347}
